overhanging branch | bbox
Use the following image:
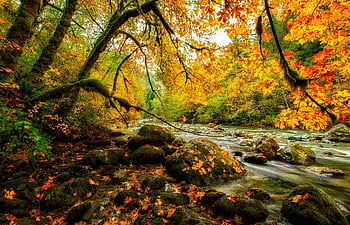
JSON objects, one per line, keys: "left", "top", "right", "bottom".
{"left": 264, "top": 0, "right": 337, "bottom": 123}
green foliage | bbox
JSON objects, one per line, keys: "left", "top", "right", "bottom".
{"left": 34, "top": 93, "right": 111, "bottom": 139}
{"left": 263, "top": 15, "right": 324, "bottom": 66}
{"left": 0, "top": 107, "right": 52, "bottom": 160}
{"left": 148, "top": 92, "right": 189, "bottom": 122}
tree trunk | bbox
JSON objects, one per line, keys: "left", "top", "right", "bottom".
{"left": 26, "top": 0, "right": 78, "bottom": 83}
{"left": 0, "top": 0, "right": 41, "bottom": 81}
{"left": 57, "top": 0, "right": 158, "bottom": 118}
{"left": 77, "top": 0, "right": 157, "bottom": 80}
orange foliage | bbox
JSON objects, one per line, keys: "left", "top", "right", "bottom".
{"left": 4, "top": 189, "right": 16, "bottom": 200}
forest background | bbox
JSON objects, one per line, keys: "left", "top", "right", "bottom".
{"left": 0, "top": 0, "right": 349, "bottom": 159}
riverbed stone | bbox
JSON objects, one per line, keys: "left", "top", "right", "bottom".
{"left": 201, "top": 190, "right": 226, "bottom": 206}
{"left": 167, "top": 207, "right": 215, "bottom": 225}
{"left": 243, "top": 152, "right": 268, "bottom": 164}
{"left": 165, "top": 138, "right": 245, "bottom": 186}
{"left": 281, "top": 185, "right": 349, "bottom": 225}
{"left": 277, "top": 143, "right": 316, "bottom": 165}
{"left": 0, "top": 197, "right": 30, "bottom": 217}
{"left": 83, "top": 150, "right": 107, "bottom": 168}
{"left": 41, "top": 178, "right": 96, "bottom": 210}
{"left": 252, "top": 136, "right": 279, "bottom": 160}
{"left": 245, "top": 188, "right": 271, "bottom": 201}
{"left": 159, "top": 192, "right": 190, "bottom": 206}
{"left": 325, "top": 123, "right": 350, "bottom": 142}
{"left": 128, "top": 125, "right": 176, "bottom": 150}
{"left": 65, "top": 202, "right": 91, "bottom": 223}
{"left": 306, "top": 167, "right": 345, "bottom": 177}
{"left": 141, "top": 174, "right": 167, "bottom": 190}
{"left": 214, "top": 195, "right": 268, "bottom": 224}
{"left": 106, "top": 148, "right": 126, "bottom": 165}
{"left": 130, "top": 146, "right": 166, "bottom": 165}
{"left": 114, "top": 189, "right": 141, "bottom": 209}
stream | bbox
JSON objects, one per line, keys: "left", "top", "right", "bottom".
{"left": 169, "top": 124, "right": 350, "bottom": 220}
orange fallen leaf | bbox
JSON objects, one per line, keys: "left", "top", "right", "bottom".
{"left": 4, "top": 189, "right": 16, "bottom": 200}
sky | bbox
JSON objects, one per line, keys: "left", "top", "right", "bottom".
{"left": 212, "top": 29, "right": 231, "bottom": 46}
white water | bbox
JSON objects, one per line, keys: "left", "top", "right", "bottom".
{"left": 173, "top": 125, "right": 350, "bottom": 220}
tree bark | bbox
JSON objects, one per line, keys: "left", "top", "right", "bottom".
{"left": 0, "top": 0, "right": 41, "bottom": 81}
{"left": 57, "top": 0, "right": 158, "bottom": 118}
{"left": 26, "top": 0, "right": 78, "bottom": 83}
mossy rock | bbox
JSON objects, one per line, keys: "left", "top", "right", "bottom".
{"left": 130, "top": 146, "right": 166, "bottom": 165}
{"left": 114, "top": 189, "right": 141, "bottom": 210}
{"left": 0, "top": 197, "right": 30, "bottom": 216}
{"left": 41, "top": 178, "right": 95, "bottom": 210}
{"left": 159, "top": 192, "right": 190, "bottom": 206}
{"left": 83, "top": 150, "right": 107, "bottom": 168}
{"left": 106, "top": 148, "right": 126, "bottom": 165}
{"left": 167, "top": 207, "right": 215, "bottom": 225}
{"left": 65, "top": 202, "right": 91, "bottom": 223}
{"left": 277, "top": 143, "right": 316, "bottom": 165}
{"left": 141, "top": 174, "right": 167, "bottom": 190}
{"left": 165, "top": 138, "right": 245, "bottom": 186}
{"left": 128, "top": 125, "right": 176, "bottom": 150}
{"left": 214, "top": 196, "right": 268, "bottom": 224}
{"left": 325, "top": 124, "right": 350, "bottom": 142}
{"left": 243, "top": 152, "right": 268, "bottom": 164}
{"left": 253, "top": 136, "right": 279, "bottom": 160}
{"left": 245, "top": 188, "right": 271, "bottom": 201}
{"left": 281, "top": 185, "right": 349, "bottom": 225}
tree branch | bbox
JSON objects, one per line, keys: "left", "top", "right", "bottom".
{"left": 76, "top": 0, "right": 158, "bottom": 81}
{"left": 264, "top": 0, "right": 337, "bottom": 123}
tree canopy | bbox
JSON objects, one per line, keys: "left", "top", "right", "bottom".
{"left": 0, "top": 0, "right": 349, "bottom": 133}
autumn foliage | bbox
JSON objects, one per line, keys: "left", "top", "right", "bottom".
{"left": 0, "top": 0, "right": 349, "bottom": 132}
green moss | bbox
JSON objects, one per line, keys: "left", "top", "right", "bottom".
{"left": 290, "top": 143, "right": 316, "bottom": 165}
{"left": 130, "top": 146, "right": 166, "bottom": 164}
{"left": 281, "top": 185, "right": 349, "bottom": 225}
{"left": 128, "top": 125, "right": 175, "bottom": 150}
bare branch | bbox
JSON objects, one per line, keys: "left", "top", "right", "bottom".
{"left": 111, "top": 48, "right": 138, "bottom": 95}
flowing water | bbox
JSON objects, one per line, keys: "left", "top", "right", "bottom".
{"left": 172, "top": 124, "right": 350, "bottom": 220}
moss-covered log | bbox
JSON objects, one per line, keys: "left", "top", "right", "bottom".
{"left": 32, "top": 79, "right": 110, "bottom": 103}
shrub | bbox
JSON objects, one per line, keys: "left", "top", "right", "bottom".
{"left": 0, "top": 107, "right": 52, "bottom": 161}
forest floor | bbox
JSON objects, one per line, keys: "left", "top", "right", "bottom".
{"left": 1, "top": 136, "right": 267, "bottom": 225}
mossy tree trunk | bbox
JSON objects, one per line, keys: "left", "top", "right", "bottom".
{"left": 57, "top": 0, "right": 158, "bottom": 118}
{"left": 25, "top": 0, "right": 78, "bottom": 84}
{"left": 0, "top": 0, "right": 42, "bottom": 81}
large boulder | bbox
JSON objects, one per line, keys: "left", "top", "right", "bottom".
{"left": 277, "top": 143, "right": 316, "bottom": 165}
{"left": 165, "top": 138, "right": 245, "bottom": 186}
{"left": 281, "top": 185, "right": 349, "bottom": 225}
{"left": 214, "top": 195, "right": 268, "bottom": 224}
{"left": 252, "top": 136, "right": 279, "bottom": 160}
{"left": 128, "top": 125, "right": 176, "bottom": 150}
{"left": 130, "top": 146, "right": 166, "bottom": 165}
{"left": 325, "top": 124, "right": 350, "bottom": 142}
